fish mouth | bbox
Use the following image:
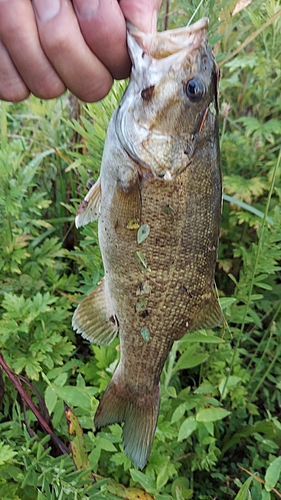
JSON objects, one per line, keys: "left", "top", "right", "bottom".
{"left": 127, "top": 17, "right": 209, "bottom": 60}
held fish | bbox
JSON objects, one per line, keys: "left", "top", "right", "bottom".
{"left": 73, "top": 17, "right": 222, "bottom": 470}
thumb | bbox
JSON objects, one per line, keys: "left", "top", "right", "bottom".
{"left": 119, "top": 0, "right": 162, "bottom": 33}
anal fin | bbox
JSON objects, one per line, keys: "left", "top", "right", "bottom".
{"left": 75, "top": 177, "right": 101, "bottom": 228}
{"left": 72, "top": 278, "right": 118, "bottom": 346}
{"left": 190, "top": 288, "right": 223, "bottom": 332}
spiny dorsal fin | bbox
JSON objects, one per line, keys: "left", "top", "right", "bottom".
{"left": 72, "top": 278, "right": 118, "bottom": 346}
{"left": 75, "top": 177, "right": 101, "bottom": 228}
{"left": 190, "top": 289, "right": 223, "bottom": 332}
{"left": 94, "top": 369, "right": 160, "bottom": 470}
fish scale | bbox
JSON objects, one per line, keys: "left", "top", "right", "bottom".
{"left": 73, "top": 17, "right": 222, "bottom": 469}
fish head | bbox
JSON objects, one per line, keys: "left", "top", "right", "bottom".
{"left": 115, "top": 18, "right": 219, "bottom": 181}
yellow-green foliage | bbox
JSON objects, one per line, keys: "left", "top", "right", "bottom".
{"left": 0, "top": 1, "right": 281, "bottom": 499}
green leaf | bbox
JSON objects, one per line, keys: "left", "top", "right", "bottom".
{"left": 130, "top": 469, "right": 156, "bottom": 494}
{"left": 0, "top": 443, "right": 17, "bottom": 465}
{"left": 165, "top": 386, "right": 177, "bottom": 398}
{"left": 53, "top": 385, "right": 93, "bottom": 410}
{"left": 196, "top": 407, "right": 231, "bottom": 422}
{"left": 140, "top": 327, "right": 150, "bottom": 342}
{"left": 45, "top": 386, "right": 58, "bottom": 415}
{"left": 135, "top": 251, "right": 151, "bottom": 272}
{"left": 265, "top": 456, "right": 281, "bottom": 492}
{"left": 178, "top": 417, "right": 197, "bottom": 441}
{"left": 180, "top": 332, "right": 224, "bottom": 344}
{"left": 156, "top": 463, "right": 170, "bottom": 490}
{"left": 137, "top": 224, "right": 150, "bottom": 244}
{"left": 136, "top": 298, "right": 148, "bottom": 312}
{"left": 219, "top": 297, "right": 237, "bottom": 309}
{"left": 171, "top": 403, "right": 187, "bottom": 424}
{"left": 174, "top": 352, "right": 208, "bottom": 371}
{"left": 234, "top": 475, "right": 254, "bottom": 500}
{"left": 223, "top": 194, "right": 274, "bottom": 225}
{"left": 261, "top": 490, "right": 271, "bottom": 500}
{"left": 95, "top": 437, "right": 117, "bottom": 452}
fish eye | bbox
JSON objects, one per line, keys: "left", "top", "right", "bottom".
{"left": 185, "top": 77, "right": 205, "bottom": 102}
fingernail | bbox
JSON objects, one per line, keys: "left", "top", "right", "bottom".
{"left": 33, "top": 0, "right": 61, "bottom": 21}
{"left": 73, "top": 0, "right": 100, "bottom": 18}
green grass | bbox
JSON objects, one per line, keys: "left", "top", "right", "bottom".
{"left": 0, "top": 0, "right": 281, "bottom": 498}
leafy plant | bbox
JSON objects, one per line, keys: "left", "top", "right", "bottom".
{"left": 1, "top": 0, "right": 281, "bottom": 498}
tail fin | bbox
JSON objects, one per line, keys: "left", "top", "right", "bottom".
{"left": 94, "top": 370, "right": 160, "bottom": 470}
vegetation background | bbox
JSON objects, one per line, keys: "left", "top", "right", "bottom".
{"left": 0, "top": 0, "right": 281, "bottom": 498}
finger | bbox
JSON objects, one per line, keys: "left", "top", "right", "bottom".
{"left": 0, "top": 0, "right": 66, "bottom": 100}
{"left": 119, "top": 0, "right": 163, "bottom": 33}
{"left": 0, "top": 39, "right": 29, "bottom": 102}
{"left": 73, "top": 0, "right": 130, "bottom": 80}
{"left": 33, "top": 0, "right": 113, "bottom": 102}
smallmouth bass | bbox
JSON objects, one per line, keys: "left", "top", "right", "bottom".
{"left": 73, "top": 17, "right": 222, "bottom": 470}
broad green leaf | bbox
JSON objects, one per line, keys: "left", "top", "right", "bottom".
{"left": 45, "top": 385, "right": 58, "bottom": 415}
{"left": 156, "top": 463, "right": 170, "bottom": 490}
{"left": 196, "top": 407, "right": 231, "bottom": 422}
{"left": 219, "top": 297, "right": 237, "bottom": 309}
{"left": 53, "top": 385, "right": 93, "bottom": 410}
{"left": 165, "top": 386, "right": 177, "bottom": 398}
{"left": 137, "top": 224, "right": 150, "bottom": 244}
{"left": 88, "top": 447, "right": 101, "bottom": 472}
{"left": 130, "top": 469, "right": 156, "bottom": 494}
{"left": 95, "top": 437, "right": 117, "bottom": 452}
{"left": 180, "top": 333, "right": 224, "bottom": 344}
{"left": 171, "top": 403, "right": 187, "bottom": 424}
{"left": 174, "top": 352, "right": 208, "bottom": 371}
{"left": 178, "top": 417, "right": 197, "bottom": 442}
{"left": 203, "top": 421, "right": 214, "bottom": 436}
{"left": 233, "top": 476, "right": 254, "bottom": 500}
{"left": 140, "top": 327, "right": 150, "bottom": 342}
{"left": 54, "top": 372, "right": 68, "bottom": 387}
{"left": 265, "top": 456, "right": 281, "bottom": 491}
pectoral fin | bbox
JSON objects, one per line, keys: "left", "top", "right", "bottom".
{"left": 72, "top": 278, "right": 118, "bottom": 346}
{"left": 75, "top": 177, "right": 101, "bottom": 228}
{"left": 190, "top": 289, "right": 223, "bottom": 332}
{"left": 111, "top": 179, "right": 142, "bottom": 230}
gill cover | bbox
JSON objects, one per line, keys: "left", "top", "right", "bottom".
{"left": 115, "top": 18, "right": 212, "bottom": 181}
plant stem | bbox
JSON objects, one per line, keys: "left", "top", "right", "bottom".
{"left": 250, "top": 346, "right": 281, "bottom": 402}
{"left": 0, "top": 353, "right": 69, "bottom": 455}
{"left": 1, "top": 101, "right": 7, "bottom": 150}
{"left": 221, "top": 148, "right": 281, "bottom": 399}
{"left": 220, "top": 9, "right": 281, "bottom": 66}
{"left": 164, "top": 0, "right": 169, "bottom": 30}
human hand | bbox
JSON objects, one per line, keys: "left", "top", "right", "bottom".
{"left": 0, "top": 0, "right": 162, "bottom": 102}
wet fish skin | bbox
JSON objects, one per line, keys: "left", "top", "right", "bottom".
{"left": 73, "top": 17, "right": 222, "bottom": 470}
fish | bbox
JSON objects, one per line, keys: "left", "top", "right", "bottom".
{"left": 72, "top": 17, "right": 222, "bottom": 470}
